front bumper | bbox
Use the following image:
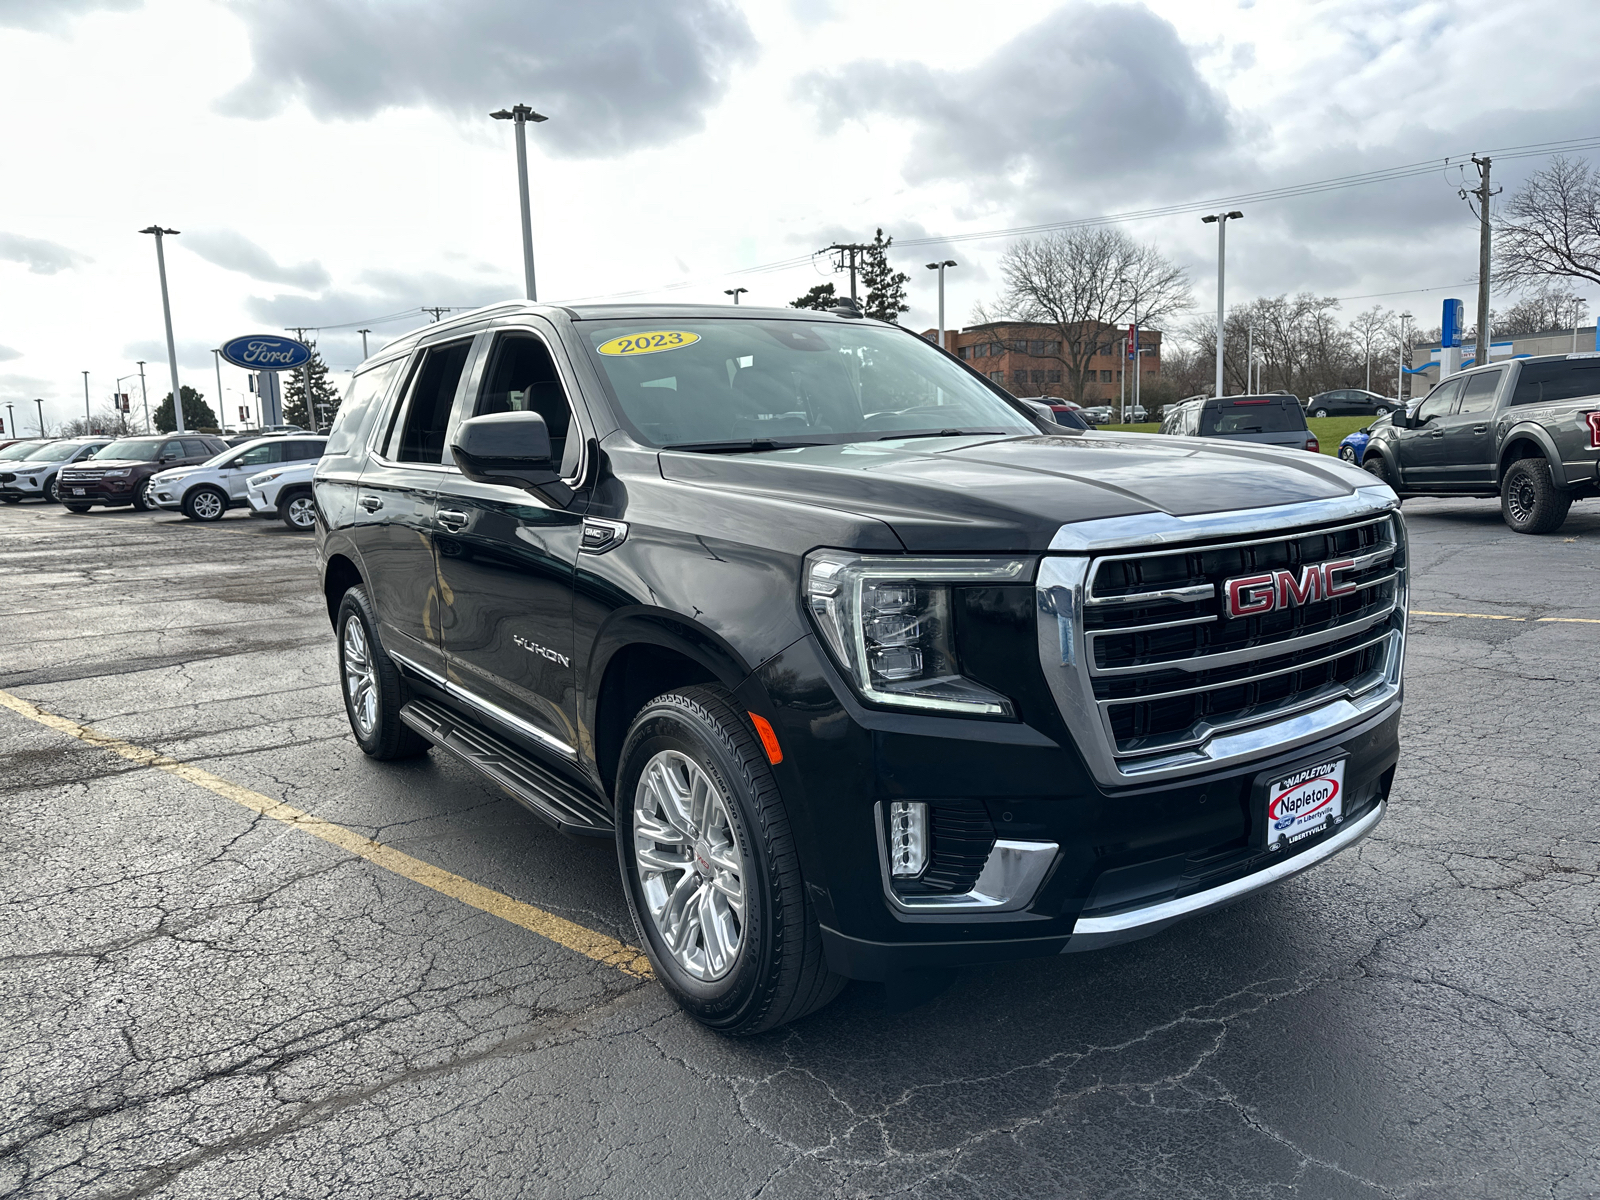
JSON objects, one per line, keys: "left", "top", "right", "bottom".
{"left": 247, "top": 488, "right": 276, "bottom": 514}
{"left": 57, "top": 479, "right": 138, "bottom": 503}
{"left": 0, "top": 476, "right": 45, "bottom": 499}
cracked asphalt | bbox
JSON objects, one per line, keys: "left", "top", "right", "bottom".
{"left": 1, "top": 497, "right": 1597, "bottom": 1200}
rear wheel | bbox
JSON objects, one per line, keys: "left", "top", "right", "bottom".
{"left": 336, "top": 586, "right": 430, "bottom": 759}
{"left": 617, "top": 686, "right": 844, "bottom": 1036}
{"left": 1501, "top": 457, "right": 1571, "bottom": 534}
{"left": 1313, "top": 408, "right": 1330, "bottom": 418}
{"left": 64, "top": 504, "right": 92, "bottom": 513}
{"left": 1, "top": 496, "right": 18, "bottom": 505}
{"left": 183, "top": 486, "right": 227, "bottom": 522}
{"left": 279, "top": 488, "right": 317, "bottom": 531}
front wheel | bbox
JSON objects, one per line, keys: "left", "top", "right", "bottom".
{"left": 1363, "top": 455, "right": 1403, "bottom": 504}
{"left": 43, "top": 476, "right": 60, "bottom": 503}
{"left": 1, "top": 496, "right": 18, "bottom": 505}
{"left": 183, "top": 486, "right": 227, "bottom": 522}
{"left": 1313, "top": 408, "right": 1330, "bottom": 418}
{"left": 617, "top": 686, "right": 844, "bottom": 1036}
{"left": 1501, "top": 458, "right": 1571, "bottom": 534}
{"left": 131, "top": 479, "right": 155, "bottom": 511}
{"left": 1338, "top": 446, "right": 1356, "bottom": 463}
{"left": 279, "top": 488, "right": 317, "bottom": 531}
{"left": 64, "top": 503, "right": 92, "bottom": 513}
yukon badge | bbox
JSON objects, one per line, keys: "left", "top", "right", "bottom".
{"left": 513, "top": 635, "right": 571, "bottom": 668}
{"left": 1224, "top": 560, "right": 1358, "bottom": 618}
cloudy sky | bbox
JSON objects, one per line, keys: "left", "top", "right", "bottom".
{"left": 2, "top": 0, "right": 1598, "bottom": 432}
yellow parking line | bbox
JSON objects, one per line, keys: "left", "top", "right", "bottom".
{"left": 0, "top": 688, "right": 652, "bottom": 980}
{"left": 1409, "top": 609, "right": 1525, "bottom": 621}
{"left": 1536, "top": 616, "right": 1600, "bottom": 624}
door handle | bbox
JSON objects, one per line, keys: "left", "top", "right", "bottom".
{"left": 358, "top": 495, "right": 383, "bottom": 512}
{"left": 1428, "top": 429, "right": 1445, "bottom": 438}
{"left": 1472, "top": 425, "right": 1488, "bottom": 434}
{"left": 436, "top": 509, "right": 470, "bottom": 531}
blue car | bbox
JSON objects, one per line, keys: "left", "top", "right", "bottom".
{"left": 1338, "top": 412, "right": 1396, "bottom": 463}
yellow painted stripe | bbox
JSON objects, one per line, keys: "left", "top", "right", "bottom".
{"left": 1536, "top": 616, "right": 1600, "bottom": 624}
{"left": 0, "top": 688, "right": 652, "bottom": 980}
{"left": 1409, "top": 609, "right": 1526, "bottom": 621}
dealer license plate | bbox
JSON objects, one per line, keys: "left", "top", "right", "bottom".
{"left": 1264, "top": 758, "right": 1345, "bottom": 849}
{"left": 72, "top": 487, "right": 85, "bottom": 496}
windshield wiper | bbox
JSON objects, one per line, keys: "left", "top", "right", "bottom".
{"left": 878, "top": 428, "right": 993, "bottom": 441}
{"left": 660, "top": 438, "right": 827, "bottom": 454}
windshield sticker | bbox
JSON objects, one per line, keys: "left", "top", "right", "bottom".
{"left": 597, "top": 331, "right": 700, "bottom": 356}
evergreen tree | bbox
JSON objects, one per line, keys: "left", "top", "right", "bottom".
{"left": 790, "top": 282, "right": 838, "bottom": 311}
{"left": 860, "top": 229, "right": 910, "bottom": 323}
{"left": 283, "top": 347, "right": 342, "bottom": 429}
{"left": 155, "top": 385, "right": 218, "bottom": 433}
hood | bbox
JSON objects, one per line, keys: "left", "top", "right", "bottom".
{"left": 656, "top": 431, "right": 1373, "bottom": 552}
{"left": 62, "top": 458, "right": 153, "bottom": 472}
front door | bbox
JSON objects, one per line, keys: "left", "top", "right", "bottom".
{"left": 434, "top": 328, "right": 588, "bottom": 757}
{"left": 1437, "top": 368, "right": 1503, "bottom": 488}
{"left": 354, "top": 338, "right": 477, "bottom": 675}
{"left": 221, "top": 441, "right": 284, "bottom": 499}
{"left": 1393, "top": 378, "right": 1462, "bottom": 488}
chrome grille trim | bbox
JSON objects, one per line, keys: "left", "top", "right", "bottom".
{"left": 1049, "top": 486, "right": 1398, "bottom": 552}
{"left": 1038, "top": 497, "right": 1407, "bottom": 787}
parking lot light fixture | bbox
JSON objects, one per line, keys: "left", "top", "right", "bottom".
{"left": 139, "top": 225, "right": 186, "bottom": 434}
{"left": 82, "top": 371, "right": 90, "bottom": 433}
{"left": 35, "top": 398, "right": 45, "bottom": 437}
{"left": 724, "top": 287, "right": 747, "bottom": 305}
{"left": 1201, "top": 211, "right": 1243, "bottom": 397}
{"left": 924, "top": 260, "right": 957, "bottom": 352}
{"left": 1398, "top": 311, "right": 1412, "bottom": 403}
{"left": 490, "top": 105, "right": 548, "bottom": 301}
{"left": 5, "top": 402, "right": 13, "bottom": 440}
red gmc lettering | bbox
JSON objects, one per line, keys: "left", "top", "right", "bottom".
{"left": 1323, "top": 558, "right": 1358, "bottom": 598}
{"left": 1277, "top": 564, "right": 1322, "bottom": 608}
{"left": 1227, "top": 574, "right": 1276, "bottom": 617}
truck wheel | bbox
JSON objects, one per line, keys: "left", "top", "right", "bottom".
{"left": 1362, "top": 455, "right": 1404, "bottom": 503}
{"left": 617, "top": 686, "right": 844, "bottom": 1036}
{"left": 279, "top": 488, "right": 317, "bottom": 531}
{"left": 1501, "top": 458, "right": 1571, "bottom": 534}
{"left": 183, "top": 486, "right": 227, "bottom": 522}
{"left": 335, "top": 586, "right": 430, "bottom": 759}
{"left": 64, "top": 504, "right": 92, "bottom": 513}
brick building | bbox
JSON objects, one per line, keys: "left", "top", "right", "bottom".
{"left": 923, "top": 322, "right": 1161, "bottom": 401}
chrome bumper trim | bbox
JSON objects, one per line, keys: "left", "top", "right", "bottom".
{"left": 1065, "top": 799, "right": 1386, "bottom": 951}
{"left": 874, "top": 802, "right": 1058, "bottom": 915}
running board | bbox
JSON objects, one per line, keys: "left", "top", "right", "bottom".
{"left": 399, "top": 698, "right": 613, "bottom": 837}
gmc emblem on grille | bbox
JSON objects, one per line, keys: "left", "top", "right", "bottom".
{"left": 1225, "top": 560, "right": 1358, "bottom": 618}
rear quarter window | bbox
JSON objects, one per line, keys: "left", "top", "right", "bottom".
{"left": 1511, "top": 359, "right": 1600, "bottom": 406}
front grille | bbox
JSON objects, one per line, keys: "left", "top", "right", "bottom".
{"left": 62, "top": 470, "right": 106, "bottom": 482}
{"left": 1048, "top": 512, "right": 1405, "bottom": 778}
{"left": 0, "top": 473, "right": 14, "bottom": 484}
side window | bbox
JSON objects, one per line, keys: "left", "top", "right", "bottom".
{"left": 1183, "top": 405, "right": 1200, "bottom": 436}
{"left": 181, "top": 438, "right": 211, "bottom": 458}
{"left": 160, "top": 440, "right": 185, "bottom": 459}
{"left": 1510, "top": 359, "right": 1600, "bottom": 406}
{"left": 475, "top": 332, "right": 580, "bottom": 476}
{"left": 1457, "top": 370, "right": 1503, "bottom": 415}
{"left": 1416, "top": 380, "right": 1462, "bottom": 421}
{"left": 233, "top": 443, "right": 282, "bottom": 468}
{"left": 387, "top": 341, "right": 473, "bottom": 464}
{"left": 326, "top": 359, "right": 401, "bottom": 457}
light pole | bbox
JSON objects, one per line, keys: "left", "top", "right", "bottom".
{"left": 136, "top": 361, "right": 150, "bottom": 433}
{"left": 724, "top": 288, "right": 747, "bottom": 305}
{"left": 212, "top": 349, "right": 226, "bottom": 431}
{"left": 358, "top": 328, "right": 371, "bottom": 359}
{"left": 139, "top": 225, "right": 187, "bottom": 433}
{"left": 82, "top": 371, "right": 91, "bottom": 433}
{"left": 1397, "top": 311, "right": 1412, "bottom": 404}
{"left": 4, "top": 403, "right": 13, "bottom": 440}
{"left": 925, "top": 259, "right": 957, "bottom": 352}
{"left": 490, "top": 104, "right": 548, "bottom": 301}
{"left": 1201, "top": 211, "right": 1244, "bottom": 397}
{"left": 34, "top": 398, "right": 45, "bottom": 437}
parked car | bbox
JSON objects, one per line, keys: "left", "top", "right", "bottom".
{"left": 149, "top": 435, "right": 327, "bottom": 522}
{"left": 1079, "top": 405, "right": 1112, "bottom": 424}
{"left": 56, "top": 434, "right": 231, "bottom": 512}
{"left": 1337, "top": 413, "right": 1396, "bottom": 464}
{"left": 1161, "top": 394, "right": 1320, "bottom": 453}
{"left": 1360, "top": 354, "right": 1600, "bottom": 533}
{"left": 0, "top": 439, "right": 52, "bottom": 464}
{"left": 1017, "top": 398, "right": 1090, "bottom": 430}
{"left": 0, "top": 438, "right": 113, "bottom": 504}
{"left": 246, "top": 460, "right": 320, "bottom": 530}
{"left": 1307, "top": 389, "right": 1405, "bottom": 418}
{"left": 316, "top": 301, "right": 1404, "bottom": 1035}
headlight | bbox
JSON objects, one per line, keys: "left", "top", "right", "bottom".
{"left": 803, "top": 551, "right": 1030, "bottom": 717}
{"left": 100, "top": 469, "right": 131, "bottom": 478}
{"left": 251, "top": 470, "right": 284, "bottom": 485}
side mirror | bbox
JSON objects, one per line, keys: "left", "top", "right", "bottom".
{"left": 451, "top": 411, "right": 573, "bottom": 507}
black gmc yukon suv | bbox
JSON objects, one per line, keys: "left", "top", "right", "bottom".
{"left": 316, "top": 302, "right": 1407, "bottom": 1034}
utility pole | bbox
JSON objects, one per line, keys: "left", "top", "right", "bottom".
{"left": 490, "top": 104, "right": 548, "bottom": 301}
{"left": 1463, "top": 156, "right": 1499, "bottom": 375}
{"left": 1246, "top": 319, "right": 1254, "bottom": 394}
{"left": 358, "top": 329, "right": 371, "bottom": 359}
{"left": 136, "top": 361, "right": 150, "bottom": 433}
{"left": 421, "top": 307, "right": 453, "bottom": 322}
{"left": 212, "top": 350, "right": 227, "bottom": 431}
{"left": 823, "top": 243, "right": 869, "bottom": 303}
{"left": 723, "top": 288, "right": 747, "bottom": 305}
{"left": 139, "top": 226, "right": 187, "bottom": 433}
{"left": 1201, "top": 211, "right": 1244, "bottom": 397}
{"left": 1397, "top": 312, "right": 1412, "bottom": 404}
{"left": 925, "top": 260, "right": 957, "bottom": 351}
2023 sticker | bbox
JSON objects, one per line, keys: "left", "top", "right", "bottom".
{"left": 596, "top": 331, "right": 701, "bottom": 356}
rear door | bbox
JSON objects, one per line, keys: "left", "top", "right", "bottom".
{"left": 433, "top": 325, "right": 590, "bottom": 757}
{"left": 1437, "top": 368, "right": 1504, "bottom": 487}
{"left": 354, "top": 337, "right": 479, "bottom": 675}
{"left": 1393, "top": 378, "right": 1462, "bottom": 486}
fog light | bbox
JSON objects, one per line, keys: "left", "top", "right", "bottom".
{"left": 888, "top": 801, "right": 928, "bottom": 878}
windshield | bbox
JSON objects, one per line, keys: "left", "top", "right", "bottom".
{"left": 22, "top": 442, "right": 86, "bottom": 462}
{"left": 93, "top": 439, "right": 165, "bottom": 461}
{"left": 1201, "top": 399, "right": 1308, "bottom": 435}
{"left": 579, "top": 318, "right": 1035, "bottom": 448}
{"left": 0, "top": 441, "right": 47, "bottom": 461}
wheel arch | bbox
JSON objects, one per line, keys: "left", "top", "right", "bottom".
{"left": 322, "top": 553, "right": 364, "bottom": 628}
{"left": 1496, "top": 427, "right": 1564, "bottom": 487}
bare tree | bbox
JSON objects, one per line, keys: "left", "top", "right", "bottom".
{"left": 1348, "top": 305, "right": 1392, "bottom": 393}
{"left": 993, "top": 228, "right": 1190, "bottom": 402}
{"left": 1496, "top": 282, "right": 1588, "bottom": 335}
{"left": 1497, "top": 156, "right": 1600, "bottom": 292}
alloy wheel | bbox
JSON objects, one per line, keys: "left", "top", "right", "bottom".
{"left": 633, "top": 750, "right": 747, "bottom": 982}
{"left": 1506, "top": 474, "right": 1538, "bottom": 525}
{"left": 285, "top": 495, "right": 316, "bottom": 529}
{"left": 192, "top": 491, "right": 224, "bottom": 520}
{"left": 341, "top": 617, "right": 378, "bottom": 738}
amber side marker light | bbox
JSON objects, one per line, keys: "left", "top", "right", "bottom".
{"left": 748, "top": 712, "right": 783, "bottom": 765}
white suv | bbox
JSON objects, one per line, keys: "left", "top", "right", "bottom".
{"left": 246, "top": 461, "right": 318, "bottom": 530}
{"left": 150, "top": 435, "right": 326, "bottom": 522}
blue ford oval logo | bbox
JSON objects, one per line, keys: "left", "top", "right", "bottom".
{"left": 221, "top": 334, "right": 312, "bottom": 371}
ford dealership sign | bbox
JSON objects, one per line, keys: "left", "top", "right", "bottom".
{"left": 220, "top": 334, "right": 311, "bottom": 371}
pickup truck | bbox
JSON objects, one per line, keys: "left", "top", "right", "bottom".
{"left": 316, "top": 301, "right": 1407, "bottom": 1034}
{"left": 1361, "top": 354, "right": 1600, "bottom": 533}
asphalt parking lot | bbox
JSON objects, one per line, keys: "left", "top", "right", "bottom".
{"left": 1, "top": 497, "right": 1597, "bottom": 1200}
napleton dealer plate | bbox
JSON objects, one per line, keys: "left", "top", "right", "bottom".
{"left": 1264, "top": 758, "right": 1345, "bottom": 849}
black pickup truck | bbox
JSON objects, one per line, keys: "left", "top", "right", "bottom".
{"left": 1361, "top": 354, "right": 1600, "bottom": 533}
{"left": 316, "top": 302, "right": 1407, "bottom": 1034}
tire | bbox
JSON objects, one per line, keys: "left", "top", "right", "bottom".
{"left": 335, "top": 586, "right": 431, "bottom": 759}
{"left": 43, "top": 476, "right": 59, "bottom": 504}
{"left": 64, "top": 504, "right": 92, "bottom": 513}
{"left": 1, "top": 496, "right": 18, "bottom": 505}
{"left": 1363, "top": 455, "right": 1403, "bottom": 504}
{"left": 279, "top": 488, "right": 317, "bottom": 531}
{"left": 1338, "top": 446, "right": 1356, "bottom": 463}
{"left": 1500, "top": 457, "right": 1571, "bottom": 535}
{"left": 183, "top": 485, "right": 227, "bottom": 522}
{"left": 1313, "top": 408, "right": 1330, "bottom": 418}
{"left": 131, "top": 479, "right": 155, "bottom": 512}
{"left": 617, "top": 686, "right": 845, "bottom": 1036}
